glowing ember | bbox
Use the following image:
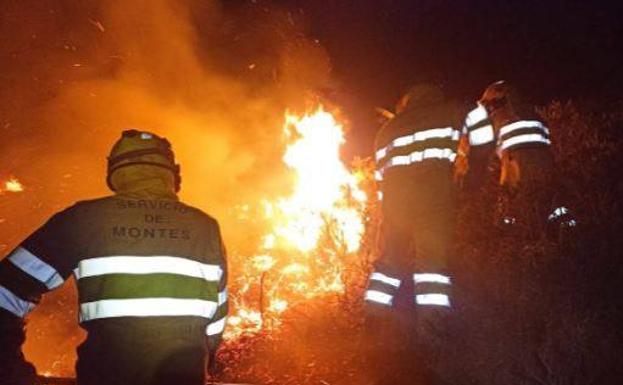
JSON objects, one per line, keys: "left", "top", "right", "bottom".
{"left": 3, "top": 178, "right": 24, "bottom": 193}
{"left": 225, "top": 106, "right": 367, "bottom": 340}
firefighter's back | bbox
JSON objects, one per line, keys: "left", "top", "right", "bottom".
{"left": 38, "top": 195, "right": 225, "bottom": 385}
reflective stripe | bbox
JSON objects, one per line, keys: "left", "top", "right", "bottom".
{"left": 499, "top": 134, "right": 551, "bottom": 152}
{"left": 375, "top": 127, "right": 459, "bottom": 161}
{"left": 74, "top": 256, "right": 223, "bottom": 282}
{"left": 375, "top": 148, "right": 387, "bottom": 161}
{"left": 370, "top": 272, "right": 401, "bottom": 288}
{"left": 377, "top": 191, "right": 383, "bottom": 201}
{"left": 218, "top": 289, "right": 228, "bottom": 306}
{"left": 413, "top": 273, "right": 451, "bottom": 285}
{"left": 464, "top": 105, "right": 488, "bottom": 127}
{"left": 0, "top": 285, "right": 36, "bottom": 317}
{"left": 415, "top": 294, "right": 451, "bottom": 307}
{"left": 207, "top": 317, "right": 227, "bottom": 336}
{"left": 374, "top": 171, "right": 383, "bottom": 181}
{"left": 562, "top": 219, "right": 577, "bottom": 227}
{"left": 503, "top": 216, "right": 517, "bottom": 225}
{"left": 385, "top": 148, "right": 456, "bottom": 169}
{"left": 79, "top": 298, "right": 218, "bottom": 322}
{"left": 499, "top": 120, "right": 549, "bottom": 138}
{"left": 548, "top": 206, "right": 569, "bottom": 221}
{"left": 364, "top": 290, "right": 393, "bottom": 306}
{"left": 469, "top": 125, "right": 495, "bottom": 146}
{"left": 8, "top": 247, "right": 64, "bottom": 290}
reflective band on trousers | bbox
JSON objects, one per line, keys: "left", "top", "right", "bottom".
{"left": 364, "top": 290, "right": 393, "bottom": 306}
{"left": 0, "top": 285, "right": 36, "bottom": 318}
{"left": 415, "top": 294, "right": 451, "bottom": 307}
{"left": 413, "top": 273, "right": 451, "bottom": 285}
{"left": 499, "top": 120, "right": 550, "bottom": 137}
{"left": 79, "top": 298, "right": 218, "bottom": 322}
{"left": 375, "top": 127, "right": 459, "bottom": 161}
{"left": 376, "top": 148, "right": 457, "bottom": 181}
{"left": 370, "top": 272, "right": 401, "bottom": 288}
{"left": 499, "top": 134, "right": 551, "bottom": 152}
{"left": 9, "top": 247, "right": 64, "bottom": 290}
{"left": 548, "top": 206, "right": 569, "bottom": 221}
{"left": 207, "top": 317, "right": 227, "bottom": 336}
{"left": 74, "top": 256, "right": 223, "bottom": 282}
{"left": 469, "top": 125, "right": 495, "bottom": 146}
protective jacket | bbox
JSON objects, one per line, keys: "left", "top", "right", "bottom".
{"left": 0, "top": 155, "right": 228, "bottom": 385}
{"left": 460, "top": 104, "right": 496, "bottom": 191}
{"left": 365, "top": 85, "right": 461, "bottom": 311}
{"left": 486, "top": 83, "right": 573, "bottom": 227}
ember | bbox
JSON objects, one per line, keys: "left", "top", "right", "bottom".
{"left": 3, "top": 178, "right": 24, "bottom": 193}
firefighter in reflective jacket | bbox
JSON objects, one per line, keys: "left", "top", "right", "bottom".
{"left": 479, "top": 80, "right": 575, "bottom": 228}
{"left": 364, "top": 85, "right": 462, "bottom": 385}
{"left": 0, "top": 130, "right": 228, "bottom": 385}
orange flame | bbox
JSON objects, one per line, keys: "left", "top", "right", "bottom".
{"left": 224, "top": 106, "right": 367, "bottom": 339}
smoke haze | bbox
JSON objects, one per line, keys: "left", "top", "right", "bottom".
{"left": 0, "top": 0, "right": 334, "bottom": 374}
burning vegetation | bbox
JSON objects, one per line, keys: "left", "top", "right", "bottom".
{"left": 1, "top": 1, "right": 622, "bottom": 385}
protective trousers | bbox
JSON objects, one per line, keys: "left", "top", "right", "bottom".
{"left": 499, "top": 148, "right": 575, "bottom": 236}
{"left": 364, "top": 163, "right": 456, "bottom": 385}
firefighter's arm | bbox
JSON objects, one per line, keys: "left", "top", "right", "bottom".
{"left": 464, "top": 142, "right": 495, "bottom": 192}
{"left": 0, "top": 210, "right": 76, "bottom": 384}
{"left": 206, "top": 226, "right": 228, "bottom": 375}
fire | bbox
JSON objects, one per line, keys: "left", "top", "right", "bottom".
{"left": 225, "top": 106, "right": 367, "bottom": 339}
{"left": 2, "top": 178, "right": 24, "bottom": 193}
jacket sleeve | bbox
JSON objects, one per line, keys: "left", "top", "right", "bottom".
{"left": 206, "top": 225, "right": 228, "bottom": 355}
{"left": 464, "top": 142, "right": 496, "bottom": 192}
{"left": 0, "top": 208, "right": 76, "bottom": 383}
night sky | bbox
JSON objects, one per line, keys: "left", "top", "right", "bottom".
{"left": 258, "top": 0, "right": 623, "bottom": 154}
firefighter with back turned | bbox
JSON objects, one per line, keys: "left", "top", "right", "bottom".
{"left": 472, "top": 80, "right": 575, "bottom": 231}
{"left": 0, "top": 130, "right": 228, "bottom": 385}
{"left": 364, "top": 84, "right": 463, "bottom": 385}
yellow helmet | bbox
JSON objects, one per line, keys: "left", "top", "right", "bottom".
{"left": 107, "top": 129, "right": 181, "bottom": 192}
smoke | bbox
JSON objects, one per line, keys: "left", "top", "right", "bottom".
{"left": 0, "top": 0, "right": 334, "bottom": 375}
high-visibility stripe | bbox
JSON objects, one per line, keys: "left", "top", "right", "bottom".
{"left": 375, "top": 148, "right": 387, "bottom": 162}
{"left": 218, "top": 289, "right": 227, "bottom": 306}
{"left": 364, "top": 290, "right": 393, "bottom": 306}
{"left": 377, "top": 191, "right": 383, "bottom": 201}
{"left": 464, "top": 105, "right": 488, "bottom": 127}
{"left": 370, "top": 272, "right": 401, "bottom": 288}
{"left": 415, "top": 294, "right": 451, "bottom": 307}
{"left": 548, "top": 206, "right": 569, "bottom": 221}
{"left": 8, "top": 247, "right": 64, "bottom": 290}
{"left": 79, "top": 298, "right": 218, "bottom": 322}
{"left": 0, "top": 285, "right": 36, "bottom": 317}
{"left": 375, "top": 127, "right": 459, "bottom": 161}
{"left": 374, "top": 171, "right": 383, "bottom": 181}
{"left": 469, "top": 125, "right": 495, "bottom": 146}
{"left": 499, "top": 120, "right": 549, "bottom": 138}
{"left": 74, "top": 256, "right": 223, "bottom": 282}
{"left": 413, "top": 273, "right": 451, "bottom": 285}
{"left": 499, "top": 134, "right": 551, "bottom": 152}
{"left": 206, "top": 317, "right": 227, "bottom": 336}
{"left": 382, "top": 148, "right": 457, "bottom": 171}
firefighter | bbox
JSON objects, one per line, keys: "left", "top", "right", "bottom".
{"left": 0, "top": 129, "right": 228, "bottom": 385}
{"left": 364, "top": 84, "right": 462, "bottom": 385}
{"left": 478, "top": 80, "right": 575, "bottom": 230}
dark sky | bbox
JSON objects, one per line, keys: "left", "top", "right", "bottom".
{"left": 262, "top": 0, "right": 623, "bottom": 154}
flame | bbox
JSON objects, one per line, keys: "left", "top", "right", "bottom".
{"left": 224, "top": 106, "right": 367, "bottom": 340}
{"left": 2, "top": 178, "right": 24, "bottom": 193}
